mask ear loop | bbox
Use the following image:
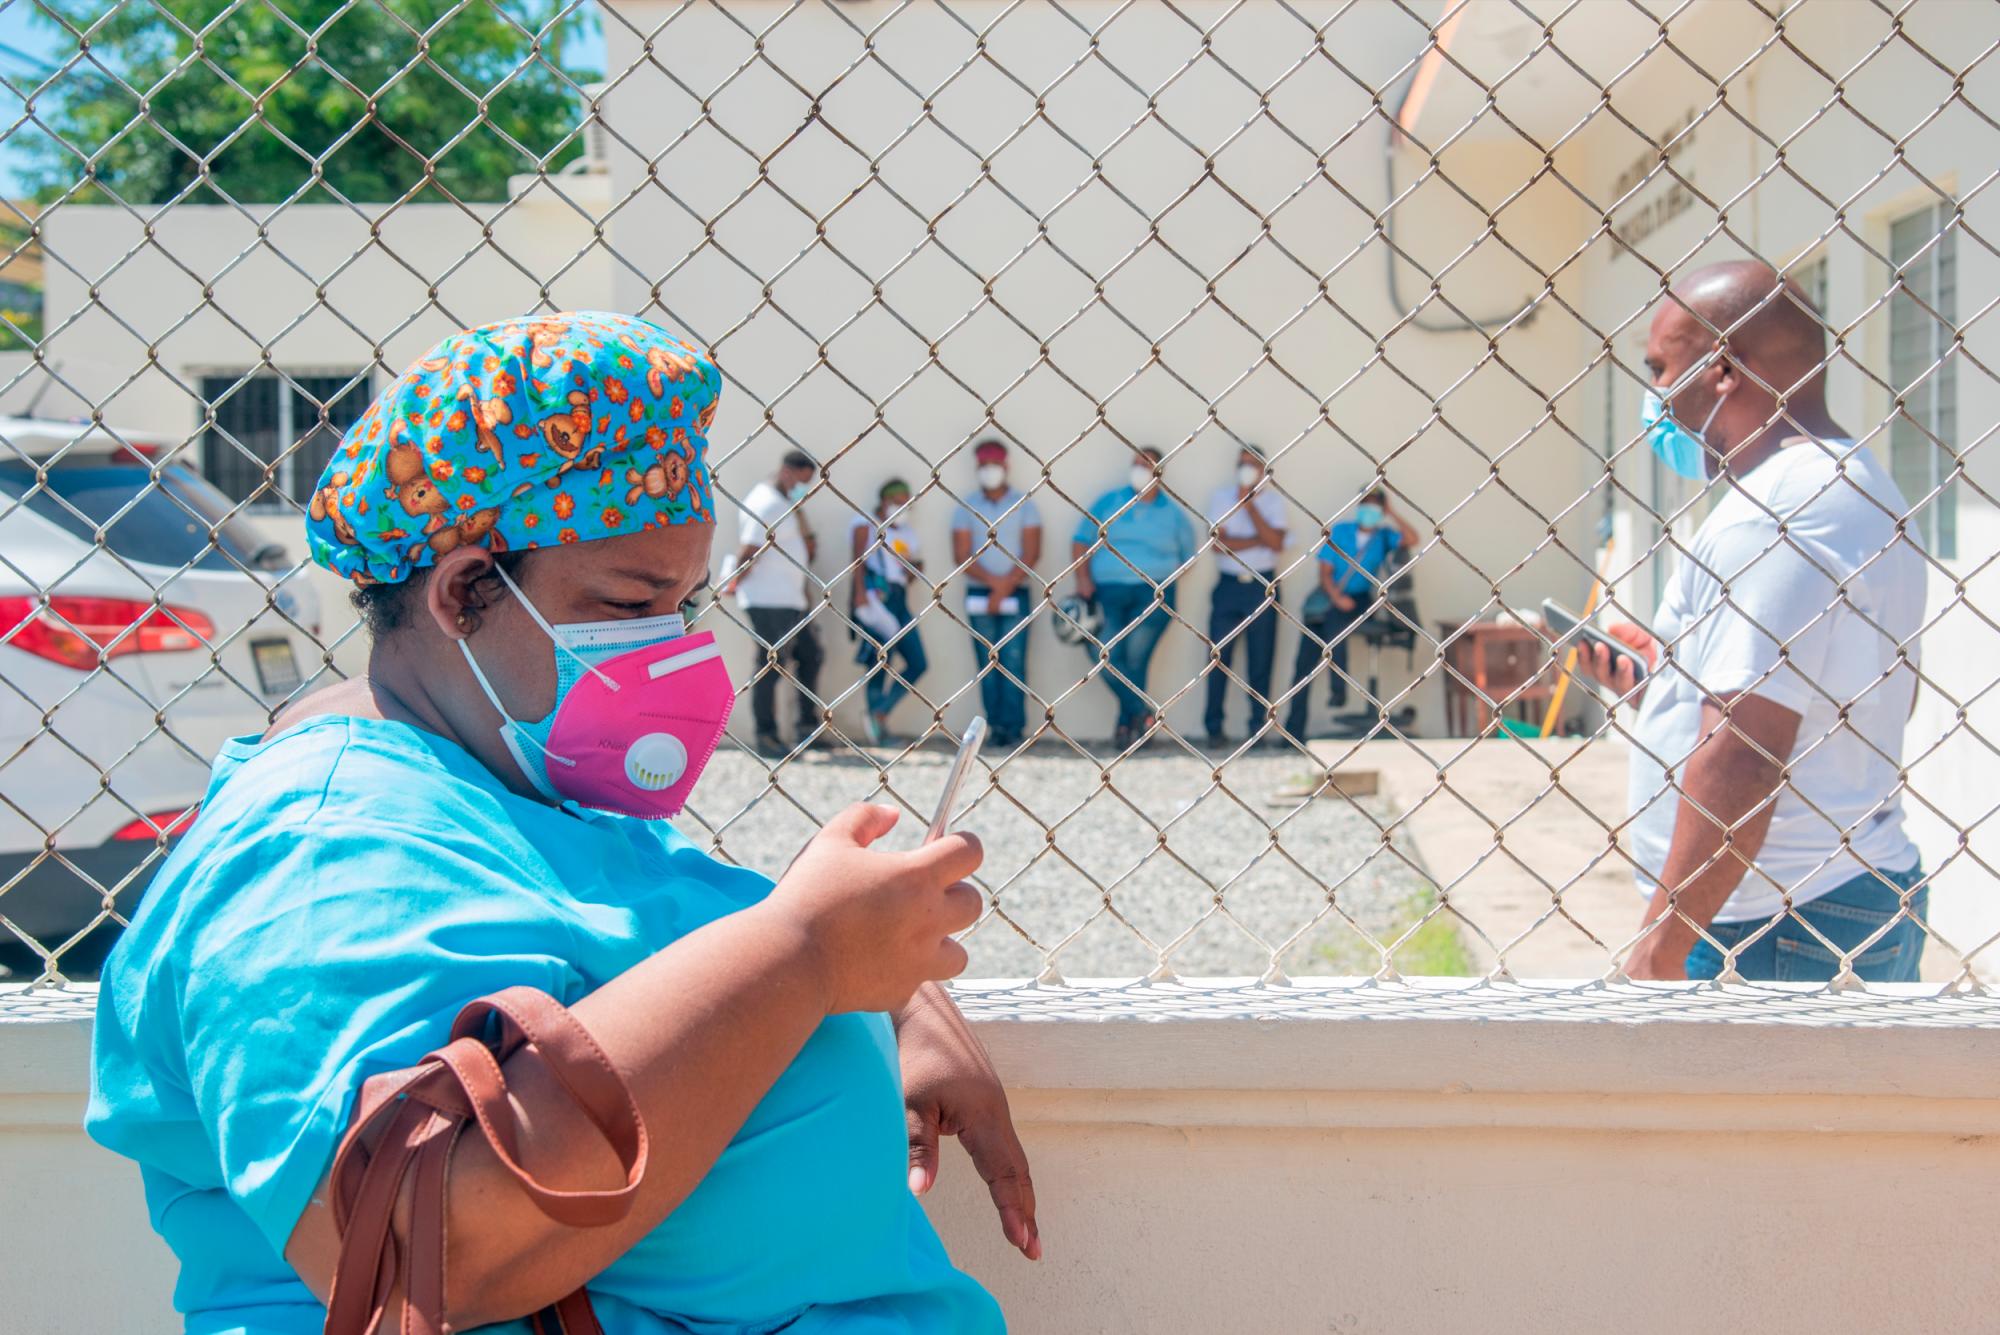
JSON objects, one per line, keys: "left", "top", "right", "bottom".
{"left": 457, "top": 636, "right": 575, "bottom": 795}
{"left": 493, "top": 563, "right": 620, "bottom": 693}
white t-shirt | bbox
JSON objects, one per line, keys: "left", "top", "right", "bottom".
{"left": 847, "top": 510, "right": 922, "bottom": 587}
{"left": 1205, "top": 483, "right": 1287, "bottom": 578}
{"left": 732, "top": 480, "right": 811, "bottom": 611}
{"left": 1627, "top": 439, "right": 1925, "bottom": 921}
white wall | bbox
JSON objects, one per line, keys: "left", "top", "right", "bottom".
{"left": 13, "top": 980, "right": 2000, "bottom": 1335}
{"left": 601, "top": 0, "right": 1608, "bottom": 740}
{"left": 37, "top": 187, "right": 615, "bottom": 676}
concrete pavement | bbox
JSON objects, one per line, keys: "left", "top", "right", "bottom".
{"left": 1310, "top": 735, "right": 1639, "bottom": 979}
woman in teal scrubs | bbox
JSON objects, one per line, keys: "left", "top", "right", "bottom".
{"left": 87, "top": 313, "right": 1036, "bottom": 1334}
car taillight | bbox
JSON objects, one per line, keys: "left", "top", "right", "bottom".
{"left": 0, "top": 595, "right": 216, "bottom": 670}
{"left": 111, "top": 806, "right": 200, "bottom": 842}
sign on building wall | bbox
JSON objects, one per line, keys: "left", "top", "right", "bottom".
{"left": 1612, "top": 109, "right": 1702, "bottom": 252}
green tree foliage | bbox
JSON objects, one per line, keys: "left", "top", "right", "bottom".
{"left": 24, "top": 1, "right": 598, "bottom": 205}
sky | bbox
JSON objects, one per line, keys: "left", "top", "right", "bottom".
{"left": 0, "top": 3, "right": 65, "bottom": 197}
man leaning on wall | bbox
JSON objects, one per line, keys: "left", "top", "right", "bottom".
{"left": 1585, "top": 260, "right": 1929, "bottom": 984}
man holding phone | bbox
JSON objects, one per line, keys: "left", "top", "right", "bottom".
{"left": 1584, "top": 260, "right": 1927, "bottom": 983}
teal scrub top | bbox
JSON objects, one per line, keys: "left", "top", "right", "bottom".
{"left": 86, "top": 714, "right": 1004, "bottom": 1335}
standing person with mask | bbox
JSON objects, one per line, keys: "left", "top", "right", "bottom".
{"left": 1283, "top": 487, "right": 1416, "bottom": 742}
{"left": 725, "top": 449, "right": 827, "bottom": 757}
{"left": 1580, "top": 260, "right": 1927, "bottom": 983}
{"left": 1202, "top": 444, "right": 1288, "bottom": 750}
{"left": 951, "top": 439, "right": 1043, "bottom": 749}
{"left": 848, "top": 477, "right": 929, "bottom": 746}
{"left": 1071, "top": 446, "right": 1196, "bottom": 750}
{"left": 86, "top": 313, "right": 1032, "bottom": 1335}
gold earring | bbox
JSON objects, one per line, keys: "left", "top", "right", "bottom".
{"left": 455, "top": 611, "right": 474, "bottom": 634}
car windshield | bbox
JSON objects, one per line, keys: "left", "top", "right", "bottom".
{"left": 0, "top": 455, "right": 282, "bottom": 572}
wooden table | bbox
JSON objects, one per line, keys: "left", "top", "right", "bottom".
{"left": 1438, "top": 620, "right": 1558, "bottom": 737}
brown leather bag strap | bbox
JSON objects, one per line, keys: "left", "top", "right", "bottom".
{"left": 323, "top": 988, "right": 647, "bottom": 1335}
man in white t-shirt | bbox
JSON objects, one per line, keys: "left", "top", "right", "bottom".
{"left": 1202, "top": 444, "right": 1287, "bottom": 748}
{"left": 723, "top": 450, "right": 826, "bottom": 756}
{"left": 1585, "top": 260, "right": 1927, "bottom": 982}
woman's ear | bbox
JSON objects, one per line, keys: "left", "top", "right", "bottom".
{"left": 425, "top": 547, "right": 498, "bottom": 641}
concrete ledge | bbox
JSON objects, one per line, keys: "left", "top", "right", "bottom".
{"left": 10, "top": 980, "right": 2000, "bottom": 1334}
{"left": 951, "top": 978, "right": 2000, "bottom": 1101}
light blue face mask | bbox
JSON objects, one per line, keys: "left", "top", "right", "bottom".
{"left": 1355, "top": 503, "right": 1384, "bottom": 529}
{"left": 459, "top": 565, "right": 686, "bottom": 801}
{"left": 1642, "top": 386, "right": 1727, "bottom": 481}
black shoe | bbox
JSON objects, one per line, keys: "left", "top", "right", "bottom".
{"left": 1205, "top": 731, "right": 1230, "bottom": 751}
{"left": 797, "top": 732, "right": 835, "bottom": 752}
{"left": 754, "top": 732, "right": 786, "bottom": 759}
{"left": 1113, "top": 722, "right": 1134, "bottom": 751}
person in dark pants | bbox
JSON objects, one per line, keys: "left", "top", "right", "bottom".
{"left": 1202, "top": 444, "right": 1287, "bottom": 749}
{"left": 950, "top": 440, "right": 1043, "bottom": 749}
{"left": 1071, "top": 446, "right": 1195, "bottom": 750}
{"left": 724, "top": 450, "right": 827, "bottom": 757}
{"left": 1283, "top": 487, "right": 1416, "bottom": 741}
{"left": 849, "top": 477, "right": 928, "bottom": 746}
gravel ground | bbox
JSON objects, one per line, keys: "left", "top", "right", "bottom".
{"left": 684, "top": 736, "right": 1440, "bottom": 979}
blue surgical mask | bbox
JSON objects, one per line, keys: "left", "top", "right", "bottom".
{"left": 459, "top": 565, "right": 687, "bottom": 801}
{"left": 1642, "top": 387, "right": 1727, "bottom": 480}
{"left": 1355, "top": 503, "right": 1383, "bottom": 529}
{"left": 786, "top": 480, "right": 811, "bottom": 503}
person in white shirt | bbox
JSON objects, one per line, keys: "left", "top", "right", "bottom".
{"left": 1584, "top": 260, "right": 1928, "bottom": 982}
{"left": 848, "top": 478, "right": 928, "bottom": 746}
{"left": 1202, "top": 445, "right": 1287, "bottom": 748}
{"left": 723, "top": 450, "right": 826, "bottom": 756}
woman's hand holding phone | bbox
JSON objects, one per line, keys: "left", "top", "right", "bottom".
{"left": 770, "top": 803, "right": 984, "bottom": 1016}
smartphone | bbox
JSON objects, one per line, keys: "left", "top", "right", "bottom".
{"left": 925, "top": 716, "right": 988, "bottom": 843}
{"left": 1540, "top": 599, "right": 1649, "bottom": 686}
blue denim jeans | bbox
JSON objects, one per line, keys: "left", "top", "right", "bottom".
{"left": 1095, "top": 581, "right": 1175, "bottom": 727}
{"left": 853, "top": 583, "right": 927, "bottom": 718}
{"left": 1685, "top": 864, "right": 1928, "bottom": 983}
{"left": 968, "top": 606, "right": 1031, "bottom": 737}
{"left": 1204, "top": 573, "right": 1278, "bottom": 736}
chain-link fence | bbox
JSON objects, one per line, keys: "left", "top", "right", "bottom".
{"left": 0, "top": 0, "right": 1994, "bottom": 991}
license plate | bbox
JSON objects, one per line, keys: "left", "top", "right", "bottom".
{"left": 251, "top": 638, "right": 302, "bottom": 697}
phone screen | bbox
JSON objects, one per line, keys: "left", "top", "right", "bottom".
{"left": 925, "top": 716, "right": 988, "bottom": 843}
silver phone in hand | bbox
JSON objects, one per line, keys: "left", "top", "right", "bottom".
{"left": 925, "top": 716, "right": 988, "bottom": 843}
{"left": 1541, "top": 599, "right": 1648, "bottom": 686}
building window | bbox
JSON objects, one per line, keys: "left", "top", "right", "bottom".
{"left": 1797, "top": 253, "right": 1829, "bottom": 322}
{"left": 200, "top": 371, "right": 372, "bottom": 510}
{"left": 1888, "top": 204, "right": 1958, "bottom": 559}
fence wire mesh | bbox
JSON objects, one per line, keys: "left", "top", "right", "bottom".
{"left": 0, "top": 0, "right": 1994, "bottom": 991}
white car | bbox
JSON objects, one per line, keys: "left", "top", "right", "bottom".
{"left": 0, "top": 418, "right": 323, "bottom": 968}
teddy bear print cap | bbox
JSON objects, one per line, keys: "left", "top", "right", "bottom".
{"left": 305, "top": 310, "right": 721, "bottom": 585}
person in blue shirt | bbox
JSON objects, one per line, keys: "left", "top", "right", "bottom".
{"left": 1283, "top": 487, "right": 1418, "bottom": 741}
{"left": 86, "top": 314, "right": 1035, "bottom": 1335}
{"left": 950, "top": 440, "right": 1043, "bottom": 750}
{"left": 1070, "top": 446, "right": 1196, "bottom": 750}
